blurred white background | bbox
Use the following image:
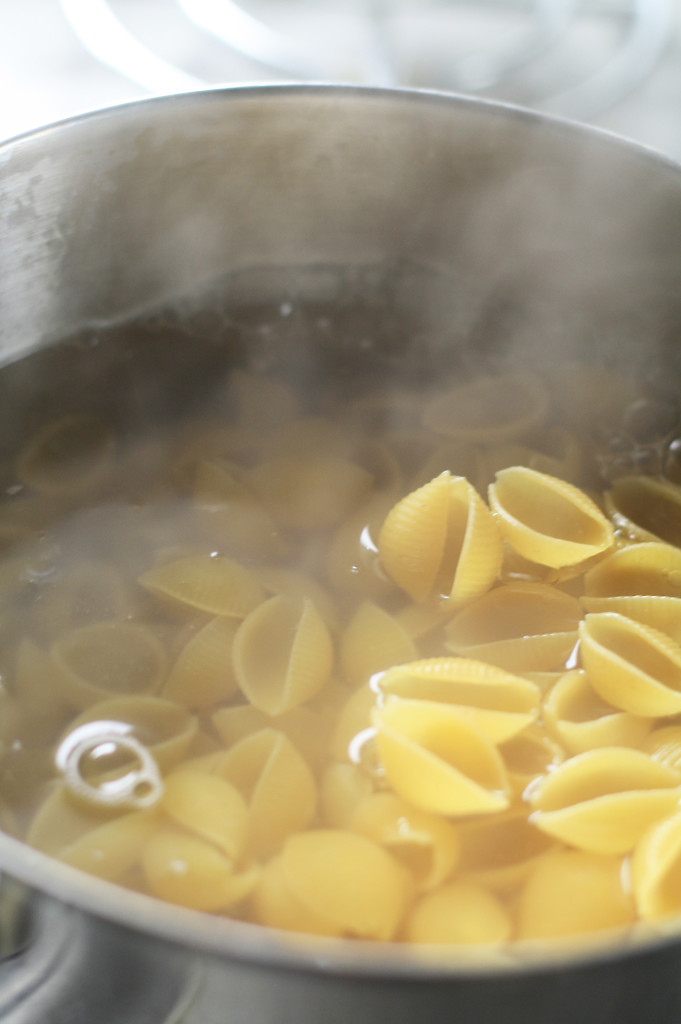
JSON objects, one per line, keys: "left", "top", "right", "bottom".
{"left": 2, "top": 0, "right": 681, "bottom": 157}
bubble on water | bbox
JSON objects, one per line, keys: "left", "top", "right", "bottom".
{"left": 21, "top": 539, "right": 62, "bottom": 584}
{"left": 279, "top": 301, "right": 294, "bottom": 318}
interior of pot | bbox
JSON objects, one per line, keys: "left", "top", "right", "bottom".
{"left": 3, "top": 85, "right": 681, "bottom": 974}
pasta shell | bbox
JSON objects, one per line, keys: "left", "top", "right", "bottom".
{"left": 247, "top": 454, "right": 373, "bottom": 531}
{"left": 210, "top": 728, "right": 317, "bottom": 859}
{"left": 481, "top": 428, "right": 583, "bottom": 489}
{"left": 29, "top": 559, "right": 131, "bottom": 645}
{"left": 373, "top": 697, "right": 510, "bottom": 816}
{"left": 445, "top": 582, "right": 582, "bottom": 673}
{"left": 581, "top": 595, "right": 681, "bottom": 646}
{"left": 252, "top": 853, "right": 343, "bottom": 937}
{"left": 163, "top": 615, "right": 240, "bottom": 708}
{"left": 325, "top": 491, "right": 398, "bottom": 600}
{"left": 59, "top": 807, "right": 160, "bottom": 881}
{"left": 410, "top": 440, "right": 485, "bottom": 493}
{"left": 631, "top": 810, "right": 681, "bottom": 919}
{"left": 161, "top": 769, "right": 249, "bottom": 861}
{"left": 233, "top": 595, "right": 333, "bottom": 715}
{"left": 350, "top": 792, "right": 460, "bottom": 892}
{"left": 498, "top": 725, "right": 564, "bottom": 797}
{"left": 423, "top": 371, "right": 549, "bottom": 444}
{"left": 642, "top": 725, "right": 681, "bottom": 773}
{"left": 13, "top": 638, "right": 71, "bottom": 734}
{"left": 331, "top": 684, "right": 377, "bottom": 762}
{"left": 320, "top": 762, "right": 375, "bottom": 830}
{"left": 605, "top": 477, "right": 681, "bottom": 547}
{"left": 583, "top": 541, "right": 681, "bottom": 598}
{"left": 579, "top": 612, "right": 681, "bottom": 717}
{"left": 51, "top": 622, "right": 167, "bottom": 709}
{"left": 255, "top": 566, "right": 340, "bottom": 632}
{"left": 139, "top": 554, "right": 265, "bottom": 618}
{"left": 403, "top": 881, "right": 512, "bottom": 945}
{"left": 542, "top": 669, "right": 651, "bottom": 755}
{"left": 280, "top": 829, "right": 410, "bottom": 940}
{"left": 516, "top": 849, "right": 636, "bottom": 940}
{"left": 170, "top": 424, "right": 256, "bottom": 491}
{"left": 212, "top": 703, "right": 330, "bottom": 772}
{"left": 142, "top": 826, "right": 259, "bottom": 911}
{"left": 193, "top": 460, "right": 285, "bottom": 560}
{"left": 339, "top": 601, "right": 417, "bottom": 688}
{"left": 529, "top": 747, "right": 681, "bottom": 854}
{"left": 378, "top": 472, "right": 502, "bottom": 605}
{"left": 456, "top": 808, "right": 557, "bottom": 892}
{"left": 16, "top": 414, "right": 115, "bottom": 495}
{"left": 60, "top": 696, "right": 198, "bottom": 774}
{"left": 488, "top": 467, "right": 614, "bottom": 568}
{"left": 377, "top": 658, "right": 540, "bottom": 744}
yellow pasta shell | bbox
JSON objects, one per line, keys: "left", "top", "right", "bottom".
{"left": 163, "top": 615, "right": 240, "bottom": 708}
{"left": 252, "top": 854, "right": 343, "bottom": 937}
{"left": 422, "top": 371, "right": 549, "bottom": 444}
{"left": 378, "top": 472, "right": 502, "bottom": 604}
{"left": 403, "top": 880, "right": 512, "bottom": 945}
{"left": 330, "top": 684, "right": 377, "bottom": 762}
{"left": 631, "top": 810, "right": 681, "bottom": 919}
{"left": 377, "top": 658, "right": 540, "bottom": 743}
{"left": 350, "top": 791, "right": 460, "bottom": 892}
{"left": 456, "top": 808, "right": 557, "bottom": 892}
{"left": 579, "top": 612, "right": 681, "bottom": 717}
{"left": 161, "top": 769, "right": 249, "bottom": 861}
{"left": 59, "top": 808, "right": 160, "bottom": 881}
{"left": 373, "top": 698, "right": 510, "bottom": 816}
{"left": 529, "top": 747, "right": 681, "bottom": 854}
{"left": 30, "top": 559, "right": 131, "bottom": 645}
{"left": 339, "top": 601, "right": 417, "bottom": 688}
{"left": 139, "top": 554, "right": 265, "bottom": 618}
{"left": 280, "top": 829, "right": 410, "bottom": 940}
{"left": 642, "top": 725, "right": 681, "bottom": 773}
{"left": 320, "top": 762, "right": 375, "bottom": 830}
{"left": 325, "top": 491, "right": 398, "bottom": 600}
{"left": 516, "top": 849, "right": 636, "bottom": 940}
{"left": 488, "top": 466, "right": 614, "bottom": 568}
{"left": 583, "top": 541, "right": 681, "bottom": 598}
{"left": 212, "top": 703, "right": 330, "bottom": 772}
{"left": 233, "top": 595, "right": 333, "bottom": 715}
{"left": 498, "top": 725, "right": 565, "bottom": 797}
{"left": 605, "top": 477, "right": 681, "bottom": 547}
{"left": 248, "top": 454, "right": 373, "bottom": 531}
{"left": 142, "top": 826, "right": 259, "bottom": 911}
{"left": 210, "top": 728, "right": 317, "bottom": 859}
{"left": 581, "top": 595, "right": 681, "bottom": 645}
{"left": 543, "top": 669, "right": 652, "bottom": 755}
{"left": 51, "top": 622, "right": 167, "bottom": 709}
{"left": 193, "top": 460, "right": 285, "bottom": 560}
{"left": 255, "top": 567, "right": 340, "bottom": 633}
{"left": 445, "top": 582, "right": 582, "bottom": 673}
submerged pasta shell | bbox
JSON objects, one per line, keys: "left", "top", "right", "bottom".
{"left": 529, "top": 747, "right": 681, "bottom": 854}
{"left": 488, "top": 467, "right": 614, "bottom": 568}
{"left": 248, "top": 454, "right": 373, "bottom": 531}
{"left": 543, "top": 670, "right": 651, "bottom": 755}
{"left": 339, "top": 601, "right": 417, "bottom": 688}
{"left": 579, "top": 612, "right": 681, "bottom": 717}
{"left": 233, "top": 595, "right": 333, "bottom": 715}
{"left": 642, "top": 725, "right": 681, "bottom": 773}
{"left": 253, "top": 854, "right": 343, "bottom": 937}
{"left": 605, "top": 477, "right": 681, "bottom": 547}
{"left": 350, "top": 792, "right": 460, "bottom": 892}
{"left": 373, "top": 697, "right": 510, "bottom": 816}
{"left": 139, "top": 554, "right": 265, "bottom": 618}
{"left": 255, "top": 567, "right": 339, "bottom": 633}
{"left": 320, "top": 762, "right": 376, "bottom": 830}
{"left": 378, "top": 472, "right": 502, "bottom": 604}
{"left": 193, "top": 460, "right": 285, "bottom": 560}
{"left": 516, "top": 849, "right": 636, "bottom": 940}
{"left": 30, "top": 559, "right": 131, "bottom": 644}
{"left": 16, "top": 414, "right": 115, "bottom": 495}
{"left": 330, "top": 684, "right": 377, "bottom": 762}
{"left": 583, "top": 542, "right": 681, "bottom": 598}
{"left": 163, "top": 615, "right": 240, "bottom": 708}
{"left": 445, "top": 582, "right": 582, "bottom": 673}
{"left": 212, "top": 703, "right": 330, "bottom": 772}
{"left": 280, "top": 829, "right": 410, "bottom": 940}
{"left": 423, "top": 371, "right": 549, "bottom": 444}
{"left": 403, "top": 880, "right": 512, "bottom": 946}
{"left": 456, "top": 808, "right": 557, "bottom": 892}
{"left": 498, "top": 725, "right": 565, "bottom": 797}
{"left": 377, "top": 658, "right": 540, "bottom": 743}
{"left": 325, "top": 491, "right": 398, "bottom": 600}
{"left": 210, "top": 728, "right": 317, "bottom": 859}
{"left": 142, "top": 826, "right": 259, "bottom": 911}
{"left": 52, "top": 622, "right": 167, "bottom": 709}
{"left": 632, "top": 810, "right": 681, "bottom": 919}
{"left": 161, "top": 769, "right": 249, "bottom": 861}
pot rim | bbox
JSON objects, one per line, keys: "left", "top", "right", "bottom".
{"left": 3, "top": 81, "right": 681, "bottom": 980}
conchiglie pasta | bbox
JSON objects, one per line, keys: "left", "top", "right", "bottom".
{"left": 422, "top": 371, "right": 549, "bottom": 444}
{"left": 488, "top": 466, "right": 614, "bottom": 569}
{"left": 339, "top": 601, "right": 417, "bottom": 688}
{"left": 139, "top": 554, "right": 265, "bottom": 619}
{"left": 456, "top": 809, "right": 558, "bottom": 892}
{"left": 233, "top": 594, "right": 333, "bottom": 715}
{"left": 16, "top": 414, "right": 116, "bottom": 495}
{"left": 163, "top": 615, "right": 240, "bottom": 709}
{"left": 160, "top": 769, "right": 249, "bottom": 861}
{"left": 403, "top": 880, "right": 512, "bottom": 946}
{"left": 542, "top": 669, "right": 652, "bottom": 755}
{"left": 378, "top": 472, "right": 502, "bottom": 605}
{"left": 632, "top": 810, "right": 681, "bottom": 920}
{"left": 248, "top": 454, "right": 373, "bottom": 531}
{"left": 193, "top": 460, "right": 285, "bottom": 560}
{"left": 605, "top": 476, "right": 681, "bottom": 547}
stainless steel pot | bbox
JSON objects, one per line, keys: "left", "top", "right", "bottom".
{"left": 2, "top": 85, "right": 681, "bottom": 1024}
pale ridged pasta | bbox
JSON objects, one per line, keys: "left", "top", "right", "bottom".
{"left": 542, "top": 669, "right": 652, "bottom": 755}
{"left": 631, "top": 810, "right": 681, "bottom": 919}
{"left": 350, "top": 791, "right": 460, "bottom": 892}
{"left": 378, "top": 472, "right": 503, "bottom": 605}
{"left": 377, "top": 658, "right": 541, "bottom": 744}
{"left": 373, "top": 697, "right": 510, "bottom": 816}
{"left": 16, "top": 414, "right": 116, "bottom": 495}
{"left": 339, "top": 601, "right": 417, "bottom": 688}
{"left": 210, "top": 728, "right": 317, "bottom": 859}
{"left": 456, "top": 809, "right": 557, "bottom": 892}
{"left": 160, "top": 769, "right": 249, "bottom": 860}
{"left": 233, "top": 595, "right": 333, "bottom": 715}
{"left": 330, "top": 684, "right": 377, "bottom": 762}
{"left": 193, "top": 460, "right": 286, "bottom": 560}
{"left": 579, "top": 612, "right": 681, "bottom": 717}
{"left": 488, "top": 467, "right": 614, "bottom": 569}
{"left": 319, "top": 762, "right": 375, "bottom": 830}
{"left": 139, "top": 554, "right": 265, "bottom": 618}
{"left": 444, "top": 582, "right": 582, "bottom": 673}
{"left": 498, "top": 725, "right": 565, "bottom": 797}
{"left": 30, "top": 560, "right": 131, "bottom": 644}
{"left": 252, "top": 853, "right": 343, "bottom": 937}
{"left": 528, "top": 747, "right": 681, "bottom": 854}
{"left": 212, "top": 703, "right": 330, "bottom": 772}
{"left": 403, "top": 880, "right": 512, "bottom": 945}
{"left": 163, "top": 615, "right": 240, "bottom": 709}
{"left": 422, "top": 371, "right": 549, "bottom": 444}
